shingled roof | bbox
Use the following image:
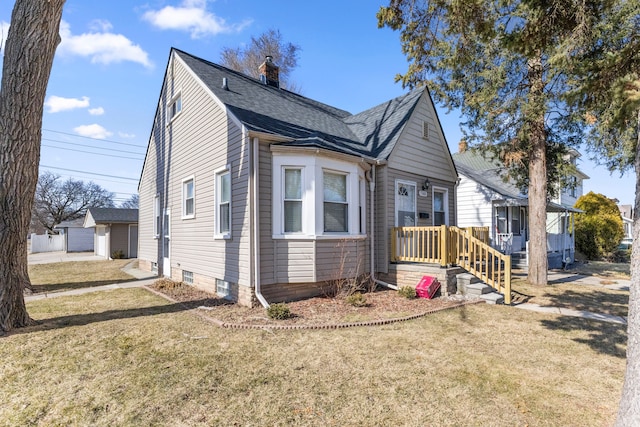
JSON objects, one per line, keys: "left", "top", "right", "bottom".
{"left": 85, "top": 208, "right": 138, "bottom": 225}
{"left": 174, "top": 48, "right": 424, "bottom": 160}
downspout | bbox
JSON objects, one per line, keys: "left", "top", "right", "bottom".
{"left": 368, "top": 163, "right": 398, "bottom": 290}
{"left": 252, "top": 136, "right": 269, "bottom": 308}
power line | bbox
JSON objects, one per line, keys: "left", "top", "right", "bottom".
{"left": 40, "top": 165, "right": 139, "bottom": 181}
{"left": 42, "top": 128, "right": 147, "bottom": 149}
{"left": 42, "top": 137, "right": 145, "bottom": 155}
{"left": 42, "top": 143, "right": 144, "bottom": 160}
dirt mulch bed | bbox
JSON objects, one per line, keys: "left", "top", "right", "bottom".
{"left": 147, "top": 279, "right": 482, "bottom": 329}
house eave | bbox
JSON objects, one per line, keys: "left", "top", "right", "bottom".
{"left": 270, "top": 144, "right": 379, "bottom": 167}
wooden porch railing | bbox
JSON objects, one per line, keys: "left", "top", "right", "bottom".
{"left": 391, "top": 226, "right": 511, "bottom": 304}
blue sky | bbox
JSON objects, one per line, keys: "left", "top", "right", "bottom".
{"left": 0, "top": 0, "right": 635, "bottom": 206}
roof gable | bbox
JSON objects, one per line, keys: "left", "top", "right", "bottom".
{"left": 172, "top": 49, "right": 430, "bottom": 161}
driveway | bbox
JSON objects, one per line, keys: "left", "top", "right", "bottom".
{"left": 28, "top": 251, "right": 104, "bottom": 265}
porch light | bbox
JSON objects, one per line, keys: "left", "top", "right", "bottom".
{"left": 422, "top": 178, "right": 430, "bottom": 191}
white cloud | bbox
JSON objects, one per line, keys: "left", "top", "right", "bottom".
{"left": 1, "top": 21, "right": 10, "bottom": 51}
{"left": 118, "top": 132, "right": 136, "bottom": 139}
{"left": 143, "top": 0, "right": 252, "bottom": 39}
{"left": 58, "top": 21, "right": 153, "bottom": 68}
{"left": 89, "top": 19, "right": 113, "bottom": 32}
{"left": 45, "top": 95, "right": 90, "bottom": 113}
{"left": 74, "top": 124, "right": 113, "bottom": 139}
{"left": 88, "top": 107, "right": 105, "bottom": 116}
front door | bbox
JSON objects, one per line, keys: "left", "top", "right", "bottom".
{"left": 162, "top": 209, "right": 170, "bottom": 277}
{"left": 395, "top": 180, "right": 416, "bottom": 226}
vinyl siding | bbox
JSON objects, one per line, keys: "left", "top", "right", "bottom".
{"left": 387, "top": 92, "right": 457, "bottom": 182}
{"left": 455, "top": 174, "right": 495, "bottom": 228}
{"left": 315, "top": 238, "right": 368, "bottom": 282}
{"left": 138, "top": 53, "right": 250, "bottom": 287}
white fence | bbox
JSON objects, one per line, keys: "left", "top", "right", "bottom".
{"left": 30, "top": 232, "right": 65, "bottom": 253}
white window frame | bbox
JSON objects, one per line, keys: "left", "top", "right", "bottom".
{"left": 323, "top": 169, "right": 349, "bottom": 233}
{"left": 283, "top": 167, "right": 304, "bottom": 234}
{"left": 153, "top": 194, "right": 160, "bottom": 238}
{"left": 181, "top": 176, "right": 195, "bottom": 219}
{"left": 167, "top": 91, "right": 182, "bottom": 123}
{"left": 432, "top": 187, "right": 449, "bottom": 226}
{"left": 272, "top": 153, "right": 364, "bottom": 239}
{"left": 215, "top": 165, "right": 231, "bottom": 239}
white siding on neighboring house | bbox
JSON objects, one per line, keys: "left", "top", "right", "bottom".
{"left": 456, "top": 174, "right": 495, "bottom": 228}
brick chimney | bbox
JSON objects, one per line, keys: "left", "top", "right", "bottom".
{"left": 458, "top": 140, "right": 468, "bottom": 153}
{"left": 259, "top": 55, "right": 280, "bottom": 88}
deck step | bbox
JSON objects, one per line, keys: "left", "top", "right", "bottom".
{"left": 466, "top": 283, "right": 493, "bottom": 295}
{"left": 479, "top": 292, "right": 505, "bottom": 305}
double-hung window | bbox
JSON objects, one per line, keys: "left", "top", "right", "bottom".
{"left": 215, "top": 166, "right": 231, "bottom": 238}
{"left": 323, "top": 171, "right": 348, "bottom": 232}
{"left": 284, "top": 168, "right": 303, "bottom": 233}
{"left": 182, "top": 177, "right": 195, "bottom": 219}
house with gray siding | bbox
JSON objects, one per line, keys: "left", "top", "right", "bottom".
{"left": 84, "top": 208, "right": 138, "bottom": 259}
{"left": 138, "top": 48, "right": 458, "bottom": 307}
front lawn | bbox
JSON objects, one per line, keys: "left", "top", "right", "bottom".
{"left": 28, "top": 260, "right": 136, "bottom": 293}
{"left": 0, "top": 287, "right": 626, "bottom": 426}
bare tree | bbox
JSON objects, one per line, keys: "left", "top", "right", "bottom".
{"left": 220, "top": 28, "right": 301, "bottom": 92}
{"left": 31, "top": 171, "right": 115, "bottom": 232}
{"left": 120, "top": 194, "right": 139, "bottom": 209}
{"left": 0, "top": 0, "right": 66, "bottom": 333}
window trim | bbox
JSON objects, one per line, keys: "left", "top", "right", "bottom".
{"left": 395, "top": 179, "right": 417, "bottom": 227}
{"left": 272, "top": 153, "right": 364, "bottom": 239}
{"left": 215, "top": 165, "right": 231, "bottom": 239}
{"left": 323, "top": 169, "right": 349, "bottom": 233}
{"left": 432, "top": 187, "right": 449, "bottom": 226}
{"left": 153, "top": 194, "right": 160, "bottom": 238}
{"left": 283, "top": 167, "right": 304, "bottom": 234}
{"left": 181, "top": 176, "right": 195, "bottom": 219}
{"left": 167, "top": 91, "right": 182, "bottom": 123}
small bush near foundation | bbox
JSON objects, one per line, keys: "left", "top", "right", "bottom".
{"left": 398, "top": 286, "right": 417, "bottom": 299}
{"left": 153, "top": 278, "right": 183, "bottom": 290}
{"left": 345, "top": 292, "right": 368, "bottom": 307}
{"left": 267, "top": 303, "right": 292, "bottom": 320}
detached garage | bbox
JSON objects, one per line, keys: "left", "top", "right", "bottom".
{"left": 53, "top": 218, "right": 94, "bottom": 252}
{"left": 84, "top": 208, "right": 139, "bottom": 259}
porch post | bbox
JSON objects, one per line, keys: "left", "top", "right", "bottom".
{"left": 440, "top": 224, "right": 448, "bottom": 267}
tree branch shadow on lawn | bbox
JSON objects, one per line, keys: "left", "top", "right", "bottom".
{"left": 4, "top": 298, "right": 227, "bottom": 337}
{"left": 544, "top": 289, "right": 629, "bottom": 318}
{"left": 29, "top": 278, "right": 141, "bottom": 294}
{"left": 540, "top": 316, "right": 627, "bottom": 358}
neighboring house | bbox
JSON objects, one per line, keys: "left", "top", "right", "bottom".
{"left": 138, "top": 49, "right": 459, "bottom": 307}
{"left": 84, "top": 208, "right": 139, "bottom": 259}
{"left": 453, "top": 145, "right": 588, "bottom": 268}
{"left": 53, "top": 218, "right": 94, "bottom": 252}
{"left": 619, "top": 204, "right": 633, "bottom": 240}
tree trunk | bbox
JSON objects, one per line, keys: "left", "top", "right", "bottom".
{"left": 615, "top": 108, "right": 640, "bottom": 425}
{"left": 526, "top": 55, "right": 548, "bottom": 286}
{"left": 0, "top": 0, "right": 65, "bottom": 333}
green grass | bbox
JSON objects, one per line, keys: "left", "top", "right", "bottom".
{"left": 0, "top": 288, "right": 626, "bottom": 426}
{"left": 28, "top": 260, "right": 136, "bottom": 293}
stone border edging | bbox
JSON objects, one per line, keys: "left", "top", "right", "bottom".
{"left": 143, "top": 285, "right": 485, "bottom": 331}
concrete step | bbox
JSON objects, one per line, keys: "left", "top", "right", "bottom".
{"left": 466, "top": 282, "right": 493, "bottom": 295}
{"left": 479, "top": 292, "right": 505, "bottom": 305}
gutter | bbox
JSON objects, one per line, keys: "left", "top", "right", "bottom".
{"left": 367, "top": 163, "right": 398, "bottom": 291}
{"left": 251, "top": 135, "right": 269, "bottom": 308}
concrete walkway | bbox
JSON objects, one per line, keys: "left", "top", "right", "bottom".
{"left": 28, "top": 251, "right": 105, "bottom": 265}
{"left": 25, "top": 259, "right": 158, "bottom": 303}
{"left": 511, "top": 271, "right": 630, "bottom": 325}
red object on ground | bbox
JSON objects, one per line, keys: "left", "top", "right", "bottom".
{"left": 415, "top": 276, "right": 441, "bottom": 299}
